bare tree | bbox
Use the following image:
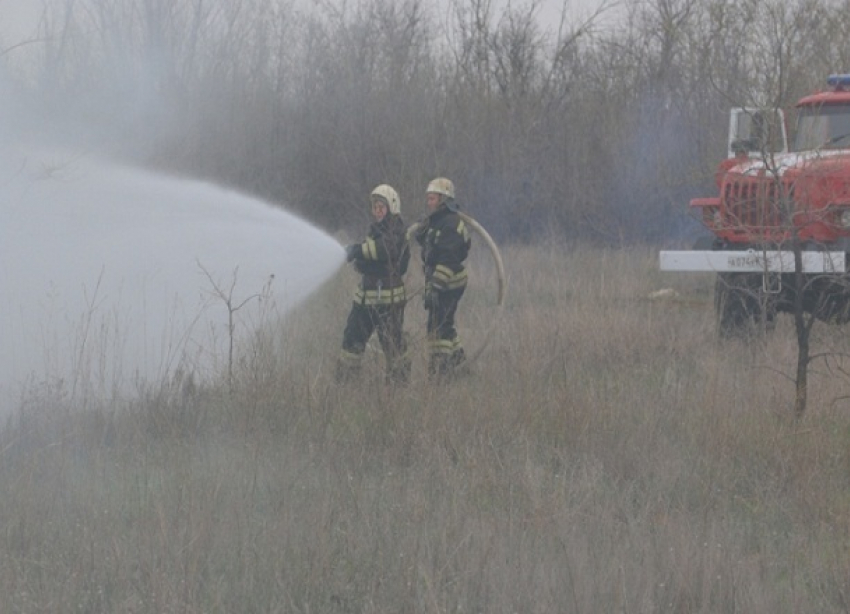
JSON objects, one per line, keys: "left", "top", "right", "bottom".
{"left": 11, "top": 0, "right": 845, "bottom": 249}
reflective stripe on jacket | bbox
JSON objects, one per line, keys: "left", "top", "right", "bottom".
{"left": 353, "top": 284, "right": 406, "bottom": 306}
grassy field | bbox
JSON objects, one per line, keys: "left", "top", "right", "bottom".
{"left": 3, "top": 243, "right": 850, "bottom": 613}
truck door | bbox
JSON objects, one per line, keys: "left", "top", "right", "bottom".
{"left": 727, "top": 107, "right": 788, "bottom": 158}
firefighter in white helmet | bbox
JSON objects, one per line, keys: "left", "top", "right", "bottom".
{"left": 336, "top": 184, "right": 411, "bottom": 384}
{"left": 414, "top": 177, "right": 471, "bottom": 378}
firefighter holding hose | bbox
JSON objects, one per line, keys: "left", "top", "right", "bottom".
{"left": 336, "top": 184, "right": 411, "bottom": 384}
{"left": 414, "top": 177, "right": 471, "bottom": 378}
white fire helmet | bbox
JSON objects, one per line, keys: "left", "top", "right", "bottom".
{"left": 426, "top": 177, "right": 455, "bottom": 201}
{"left": 370, "top": 184, "right": 401, "bottom": 215}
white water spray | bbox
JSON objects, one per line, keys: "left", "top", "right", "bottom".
{"left": 1, "top": 147, "right": 344, "bottom": 410}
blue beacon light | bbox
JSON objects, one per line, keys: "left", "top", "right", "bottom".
{"left": 827, "top": 74, "right": 850, "bottom": 89}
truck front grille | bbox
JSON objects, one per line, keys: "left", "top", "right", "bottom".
{"left": 722, "top": 177, "right": 794, "bottom": 230}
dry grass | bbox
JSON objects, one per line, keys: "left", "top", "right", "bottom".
{"left": 3, "top": 243, "right": 850, "bottom": 612}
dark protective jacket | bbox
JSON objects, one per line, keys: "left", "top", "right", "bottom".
{"left": 415, "top": 204, "right": 471, "bottom": 291}
{"left": 350, "top": 214, "right": 410, "bottom": 304}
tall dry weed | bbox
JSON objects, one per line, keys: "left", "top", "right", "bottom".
{"left": 2, "top": 244, "right": 850, "bottom": 612}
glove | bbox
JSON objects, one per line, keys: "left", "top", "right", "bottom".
{"left": 345, "top": 244, "right": 360, "bottom": 262}
{"left": 413, "top": 219, "right": 429, "bottom": 244}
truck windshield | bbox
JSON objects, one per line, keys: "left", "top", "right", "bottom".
{"left": 794, "top": 104, "right": 850, "bottom": 151}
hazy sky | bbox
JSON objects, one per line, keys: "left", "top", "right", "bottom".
{"left": 0, "top": 1, "right": 40, "bottom": 42}
{"left": 0, "top": 0, "right": 622, "bottom": 46}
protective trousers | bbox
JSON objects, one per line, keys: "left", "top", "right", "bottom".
{"left": 337, "top": 301, "right": 410, "bottom": 383}
{"left": 426, "top": 286, "right": 466, "bottom": 377}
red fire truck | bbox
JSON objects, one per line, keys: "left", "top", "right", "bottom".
{"left": 661, "top": 75, "right": 850, "bottom": 336}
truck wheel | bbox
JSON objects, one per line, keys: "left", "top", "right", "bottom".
{"left": 813, "top": 291, "right": 850, "bottom": 324}
{"left": 715, "top": 273, "right": 776, "bottom": 338}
